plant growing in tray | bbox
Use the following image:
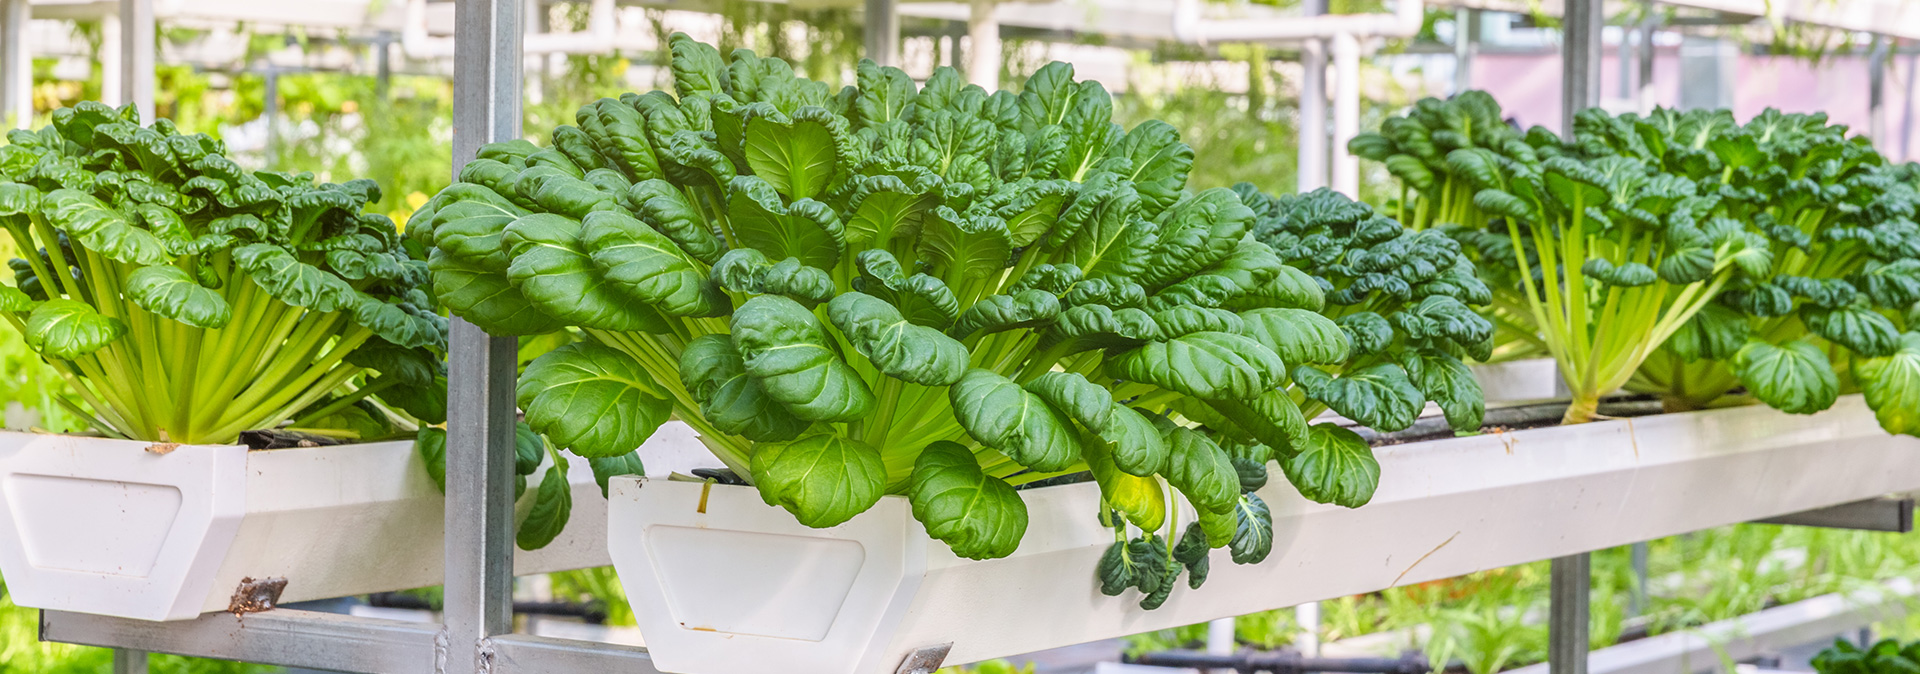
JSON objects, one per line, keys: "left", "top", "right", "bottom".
{"left": 1356, "top": 93, "right": 1920, "bottom": 431}
{"left": 0, "top": 102, "right": 445, "bottom": 445}
{"left": 413, "top": 35, "right": 1491, "bottom": 607}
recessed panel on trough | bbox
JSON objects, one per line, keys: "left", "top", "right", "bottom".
{"left": 4, "top": 474, "right": 181, "bottom": 577}
{"left": 648, "top": 525, "right": 867, "bottom": 641}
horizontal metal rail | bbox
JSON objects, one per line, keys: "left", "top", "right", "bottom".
{"left": 40, "top": 609, "right": 446, "bottom": 673}
{"left": 483, "top": 633, "right": 661, "bottom": 672}
{"left": 1129, "top": 649, "right": 1432, "bottom": 674}
{"left": 1506, "top": 578, "right": 1916, "bottom": 674}
{"left": 1753, "top": 496, "right": 1915, "bottom": 533}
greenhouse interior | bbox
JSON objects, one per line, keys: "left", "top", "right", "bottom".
{"left": 7, "top": 0, "right": 1920, "bottom": 673}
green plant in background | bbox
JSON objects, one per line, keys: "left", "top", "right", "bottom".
{"left": 1602, "top": 113, "right": 1920, "bottom": 429}
{"left": 1813, "top": 638, "right": 1920, "bottom": 674}
{"left": 1241, "top": 187, "right": 1494, "bottom": 432}
{"left": 1361, "top": 92, "right": 1920, "bottom": 427}
{"left": 411, "top": 34, "right": 1488, "bottom": 608}
{"left": 0, "top": 101, "right": 445, "bottom": 443}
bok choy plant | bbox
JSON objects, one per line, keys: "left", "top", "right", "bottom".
{"left": 1361, "top": 93, "right": 1920, "bottom": 433}
{"left": 0, "top": 102, "right": 445, "bottom": 444}
{"left": 414, "top": 35, "right": 1489, "bottom": 607}
{"left": 1607, "top": 110, "right": 1920, "bottom": 433}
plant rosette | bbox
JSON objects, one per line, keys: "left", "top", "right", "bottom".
{"left": 0, "top": 102, "right": 446, "bottom": 446}
{"left": 414, "top": 35, "right": 1493, "bottom": 607}
{"left": 1360, "top": 93, "right": 1920, "bottom": 430}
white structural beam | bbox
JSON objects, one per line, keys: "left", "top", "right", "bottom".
{"left": 99, "top": 10, "right": 119, "bottom": 106}
{"left": 864, "top": 0, "right": 898, "bottom": 67}
{"left": 898, "top": 0, "right": 1423, "bottom": 46}
{"left": 118, "top": 0, "right": 151, "bottom": 122}
{"left": 966, "top": 0, "right": 996, "bottom": 89}
{"left": 3, "top": 0, "right": 28, "bottom": 129}
{"left": 1329, "top": 31, "right": 1359, "bottom": 198}
{"left": 1296, "top": 0, "right": 1327, "bottom": 193}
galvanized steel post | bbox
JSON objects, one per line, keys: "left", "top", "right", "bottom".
{"left": 447, "top": 0, "right": 523, "bottom": 672}
{"left": 866, "top": 0, "right": 899, "bottom": 68}
{"left": 119, "top": 0, "right": 153, "bottom": 122}
{"left": 1551, "top": 2, "right": 1602, "bottom": 672}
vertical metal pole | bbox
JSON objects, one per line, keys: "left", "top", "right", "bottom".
{"left": 264, "top": 69, "right": 278, "bottom": 168}
{"left": 1330, "top": 31, "right": 1360, "bottom": 198}
{"left": 375, "top": 32, "right": 391, "bottom": 99}
{"left": 1904, "top": 45, "right": 1916, "bottom": 161}
{"left": 1638, "top": 6, "right": 1657, "bottom": 113}
{"left": 1296, "top": 601, "right": 1321, "bottom": 657}
{"left": 1550, "top": 553, "right": 1591, "bottom": 674}
{"left": 2, "top": 0, "right": 29, "bottom": 129}
{"left": 1453, "top": 7, "right": 1474, "bottom": 95}
{"left": 1871, "top": 35, "right": 1889, "bottom": 147}
{"left": 966, "top": 0, "right": 997, "bottom": 89}
{"left": 1205, "top": 617, "right": 1236, "bottom": 674}
{"left": 448, "top": 0, "right": 522, "bottom": 672}
{"left": 1552, "top": 7, "right": 1600, "bottom": 672}
{"left": 119, "top": 0, "right": 153, "bottom": 122}
{"left": 1297, "top": 0, "right": 1328, "bottom": 193}
{"left": 100, "top": 13, "right": 122, "bottom": 107}
{"left": 1619, "top": 23, "right": 1634, "bottom": 101}
{"left": 1628, "top": 541, "right": 1649, "bottom": 617}
{"left": 1562, "top": 0, "right": 1602, "bottom": 136}
{"left": 865, "top": 0, "right": 899, "bottom": 68}
{"left": 1298, "top": 39, "right": 1327, "bottom": 192}
{"left": 112, "top": 649, "right": 148, "bottom": 674}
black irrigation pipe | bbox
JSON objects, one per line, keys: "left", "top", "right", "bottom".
{"left": 1125, "top": 650, "right": 1450, "bottom": 674}
{"left": 364, "top": 592, "right": 609, "bottom": 624}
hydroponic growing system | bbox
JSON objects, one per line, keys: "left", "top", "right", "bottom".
{"left": 3, "top": 1, "right": 1919, "bottom": 674}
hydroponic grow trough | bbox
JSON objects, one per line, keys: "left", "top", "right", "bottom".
{"left": 0, "top": 423, "right": 691, "bottom": 621}
{"left": 606, "top": 394, "right": 1920, "bottom": 674}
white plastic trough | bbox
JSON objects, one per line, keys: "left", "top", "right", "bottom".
{"left": 0, "top": 422, "right": 703, "bottom": 621}
{"left": 607, "top": 394, "right": 1920, "bottom": 674}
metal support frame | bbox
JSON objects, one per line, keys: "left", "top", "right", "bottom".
{"left": 1549, "top": 553, "right": 1592, "bottom": 674}
{"left": 1872, "top": 34, "right": 1890, "bottom": 147}
{"left": 3, "top": 0, "right": 29, "bottom": 129}
{"left": 967, "top": 0, "right": 998, "bottom": 89}
{"left": 1754, "top": 496, "right": 1915, "bottom": 532}
{"left": 1296, "top": 0, "right": 1327, "bottom": 193}
{"left": 41, "top": 609, "right": 443, "bottom": 671}
{"left": 446, "top": 0, "right": 524, "bottom": 672}
{"left": 1329, "top": 31, "right": 1360, "bottom": 198}
{"left": 112, "top": 649, "right": 148, "bottom": 674}
{"left": 1549, "top": 4, "right": 1602, "bottom": 672}
{"left": 866, "top": 0, "right": 899, "bottom": 68}
{"left": 1454, "top": 6, "right": 1475, "bottom": 94}
{"left": 119, "top": 0, "right": 153, "bottom": 122}
{"left": 1130, "top": 650, "right": 1433, "bottom": 674}
{"left": 1637, "top": 6, "right": 1657, "bottom": 113}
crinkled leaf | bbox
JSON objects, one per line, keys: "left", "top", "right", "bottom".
{"left": 1734, "top": 338, "right": 1839, "bottom": 415}
{"left": 908, "top": 441, "right": 1028, "bottom": 560}
{"left": 950, "top": 368, "right": 1080, "bottom": 472}
{"left": 1283, "top": 423, "right": 1380, "bottom": 508}
{"left": 25, "top": 299, "right": 125, "bottom": 359}
{"left": 827, "top": 291, "right": 968, "bottom": 386}
{"left": 517, "top": 342, "right": 674, "bottom": 457}
{"left": 124, "top": 265, "right": 231, "bottom": 329}
{"left": 749, "top": 432, "right": 886, "bottom": 528}
{"left": 731, "top": 294, "right": 875, "bottom": 422}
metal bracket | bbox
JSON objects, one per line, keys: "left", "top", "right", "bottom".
{"left": 896, "top": 643, "right": 955, "bottom": 674}
{"left": 1753, "top": 496, "right": 1914, "bottom": 533}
